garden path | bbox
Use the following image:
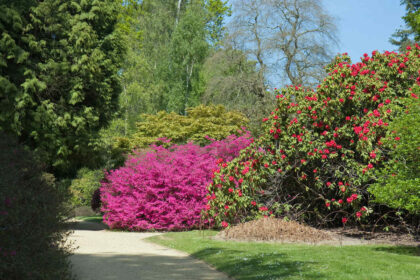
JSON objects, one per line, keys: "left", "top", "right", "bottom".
{"left": 68, "top": 221, "right": 230, "bottom": 280}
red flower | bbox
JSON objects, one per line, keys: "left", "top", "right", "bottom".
{"left": 224, "top": 205, "right": 229, "bottom": 209}
{"left": 325, "top": 202, "right": 330, "bottom": 207}
{"left": 221, "top": 221, "right": 229, "bottom": 228}
{"left": 356, "top": 212, "right": 362, "bottom": 218}
{"left": 342, "top": 217, "right": 348, "bottom": 224}
{"left": 313, "top": 169, "right": 317, "bottom": 173}
{"left": 238, "top": 178, "right": 243, "bottom": 184}
{"left": 229, "top": 176, "right": 234, "bottom": 181}
{"left": 251, "top": 201, "right": 257, "bottom": 206}
{"left": 228, "top": 188, "right": 234, "bottom": 193}
{"left": 326, "top": 182, "right": 332, "bottom": 187}
{"left": 338, "top": 199, "right": 343, "bottom": 204}
{"left": 259, "top": 206, "right": 268, "bottom": 211}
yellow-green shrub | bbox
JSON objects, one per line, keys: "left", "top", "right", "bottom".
{"left": 116, "top": 104, "right": 249, "bottom": 150}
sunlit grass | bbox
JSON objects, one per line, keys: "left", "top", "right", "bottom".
{"left": 148, "top": 230, "right": 419, "bottom": 280}
{"left": 74, "top": 215, "right": 103, "bottom": 223}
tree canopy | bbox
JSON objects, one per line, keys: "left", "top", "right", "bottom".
{"left": 0, "top": 0, "right": 125, "bottom": 176}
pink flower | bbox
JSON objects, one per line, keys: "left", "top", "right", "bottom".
{"left": 356, "top": 212, "right": 362, "bottom": 218}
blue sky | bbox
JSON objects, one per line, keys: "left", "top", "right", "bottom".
{"left": 323, "top": 0, "right": 406, "bottom": 62}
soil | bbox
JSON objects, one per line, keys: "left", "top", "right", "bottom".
{"left": 215, "top": 217, "right": 420, "bottom": 247}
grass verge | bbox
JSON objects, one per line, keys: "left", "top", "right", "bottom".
{"left": 147, "top": 230, "right": 419, "bottom": 280}
{"left": 74, "top": 215, "right": 103, "bottom": 223}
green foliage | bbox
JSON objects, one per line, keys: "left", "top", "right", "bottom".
{"left": 369, "top": 95, "right": 420, "bottom": 213}
{"left": 403, "top": 0, "right": 420, "bottom": 40}
{"left": 0, "top": 0, "right": 125, "bottom": 176}
{"left": 390, "top": 0, "right": 420, "bottom": 50}
{"left": 118, "top": 104, "right": 249, "bottom": 150}
{"left": 69, "top": 168, "right": 104, "bottom": 207}
{"left": 116, "top": 0, "right": 231, "bottom": 129}
{"left": 166, "top": 3, "right": 210, "bottom": 113}
{"left": 201, "top": 47, "right": 275, "bottom": 134}
{"left": 0, "top": 134, "right": 73, "bottom": 279}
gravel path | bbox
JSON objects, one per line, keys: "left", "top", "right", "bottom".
{"left": 68, "top": 221, "right": 230, "bottom": 280}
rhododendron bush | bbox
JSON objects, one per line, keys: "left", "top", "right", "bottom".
{"left": 205, "top": 45, "right": 420, "bottom": 228}
{"left": 100, "top": 131, "right": 252, "bottom": 230}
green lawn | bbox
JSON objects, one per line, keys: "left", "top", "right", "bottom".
{"left": 74, "top": 215, "right": 103, "bottom": 223}
{"left": 147, "top": 230, "right": 420, "bottom": 280}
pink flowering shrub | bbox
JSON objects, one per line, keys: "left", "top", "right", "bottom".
{"left": 100, "top": 131, "right": 252, "bottom": 230}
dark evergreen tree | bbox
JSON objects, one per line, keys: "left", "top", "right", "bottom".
{"left": 0, "top": 0, "right": 125, "bottom": 176}
{"left": 390, "top": 0, "right": 420, "bottom": 50}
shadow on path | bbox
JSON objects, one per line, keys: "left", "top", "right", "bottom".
{"left": 68, "top": 220, "right": 108, "bottom": 231}
{"left": 71, "top": 253, "right": 231, "bottom": 280}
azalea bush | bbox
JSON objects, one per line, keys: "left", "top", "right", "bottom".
{"left": 205, "top": 45, "right": 420, "bottom": 228}
{"left": 100, "top": 131, "right": 252, "bottom": 230}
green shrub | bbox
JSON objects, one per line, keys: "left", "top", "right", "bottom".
{"left": 116, "top": 104, "right": 249, "bottom": 150}
{"left": 369, "top": 95, "right": 420, "bottom": 213}
{"left": 0, "top": 134, "right": 73, "bottom": 280}
{"left": 69, "top": 168, "right": 104, "bottom": 207}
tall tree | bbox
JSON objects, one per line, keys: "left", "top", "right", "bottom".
{"left": 167, "top": 2, "right": 210, "bottom": 113}
{"left": 117, "top": 0, "right": 230, "bottom": 118}
{"left": 390, "top": 0, "right": 420, "bottom": 50}
{"left": 0, "top": 0, "right": 125, "bottom": 176}
{"left": 200, "top": 46, "right": 275, "bottom": 134}
{"left": 228, "top": 0, "right": 338, "bottom": 87}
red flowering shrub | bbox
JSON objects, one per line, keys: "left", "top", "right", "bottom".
{"left": 100, "top": 131, "right": 252, "bottom": 230}
{"left": 205, "top": 45, "right": 420, "bottom": 228}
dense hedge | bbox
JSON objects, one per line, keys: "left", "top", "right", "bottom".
{"left": 205, "top": 46, "right": 420, "bottom": 228}
{"left": 101, "top": 131, "right": 252, "bottom": 230}
{"left": 0, "top": 134, "right": 73, "bottom": 280}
